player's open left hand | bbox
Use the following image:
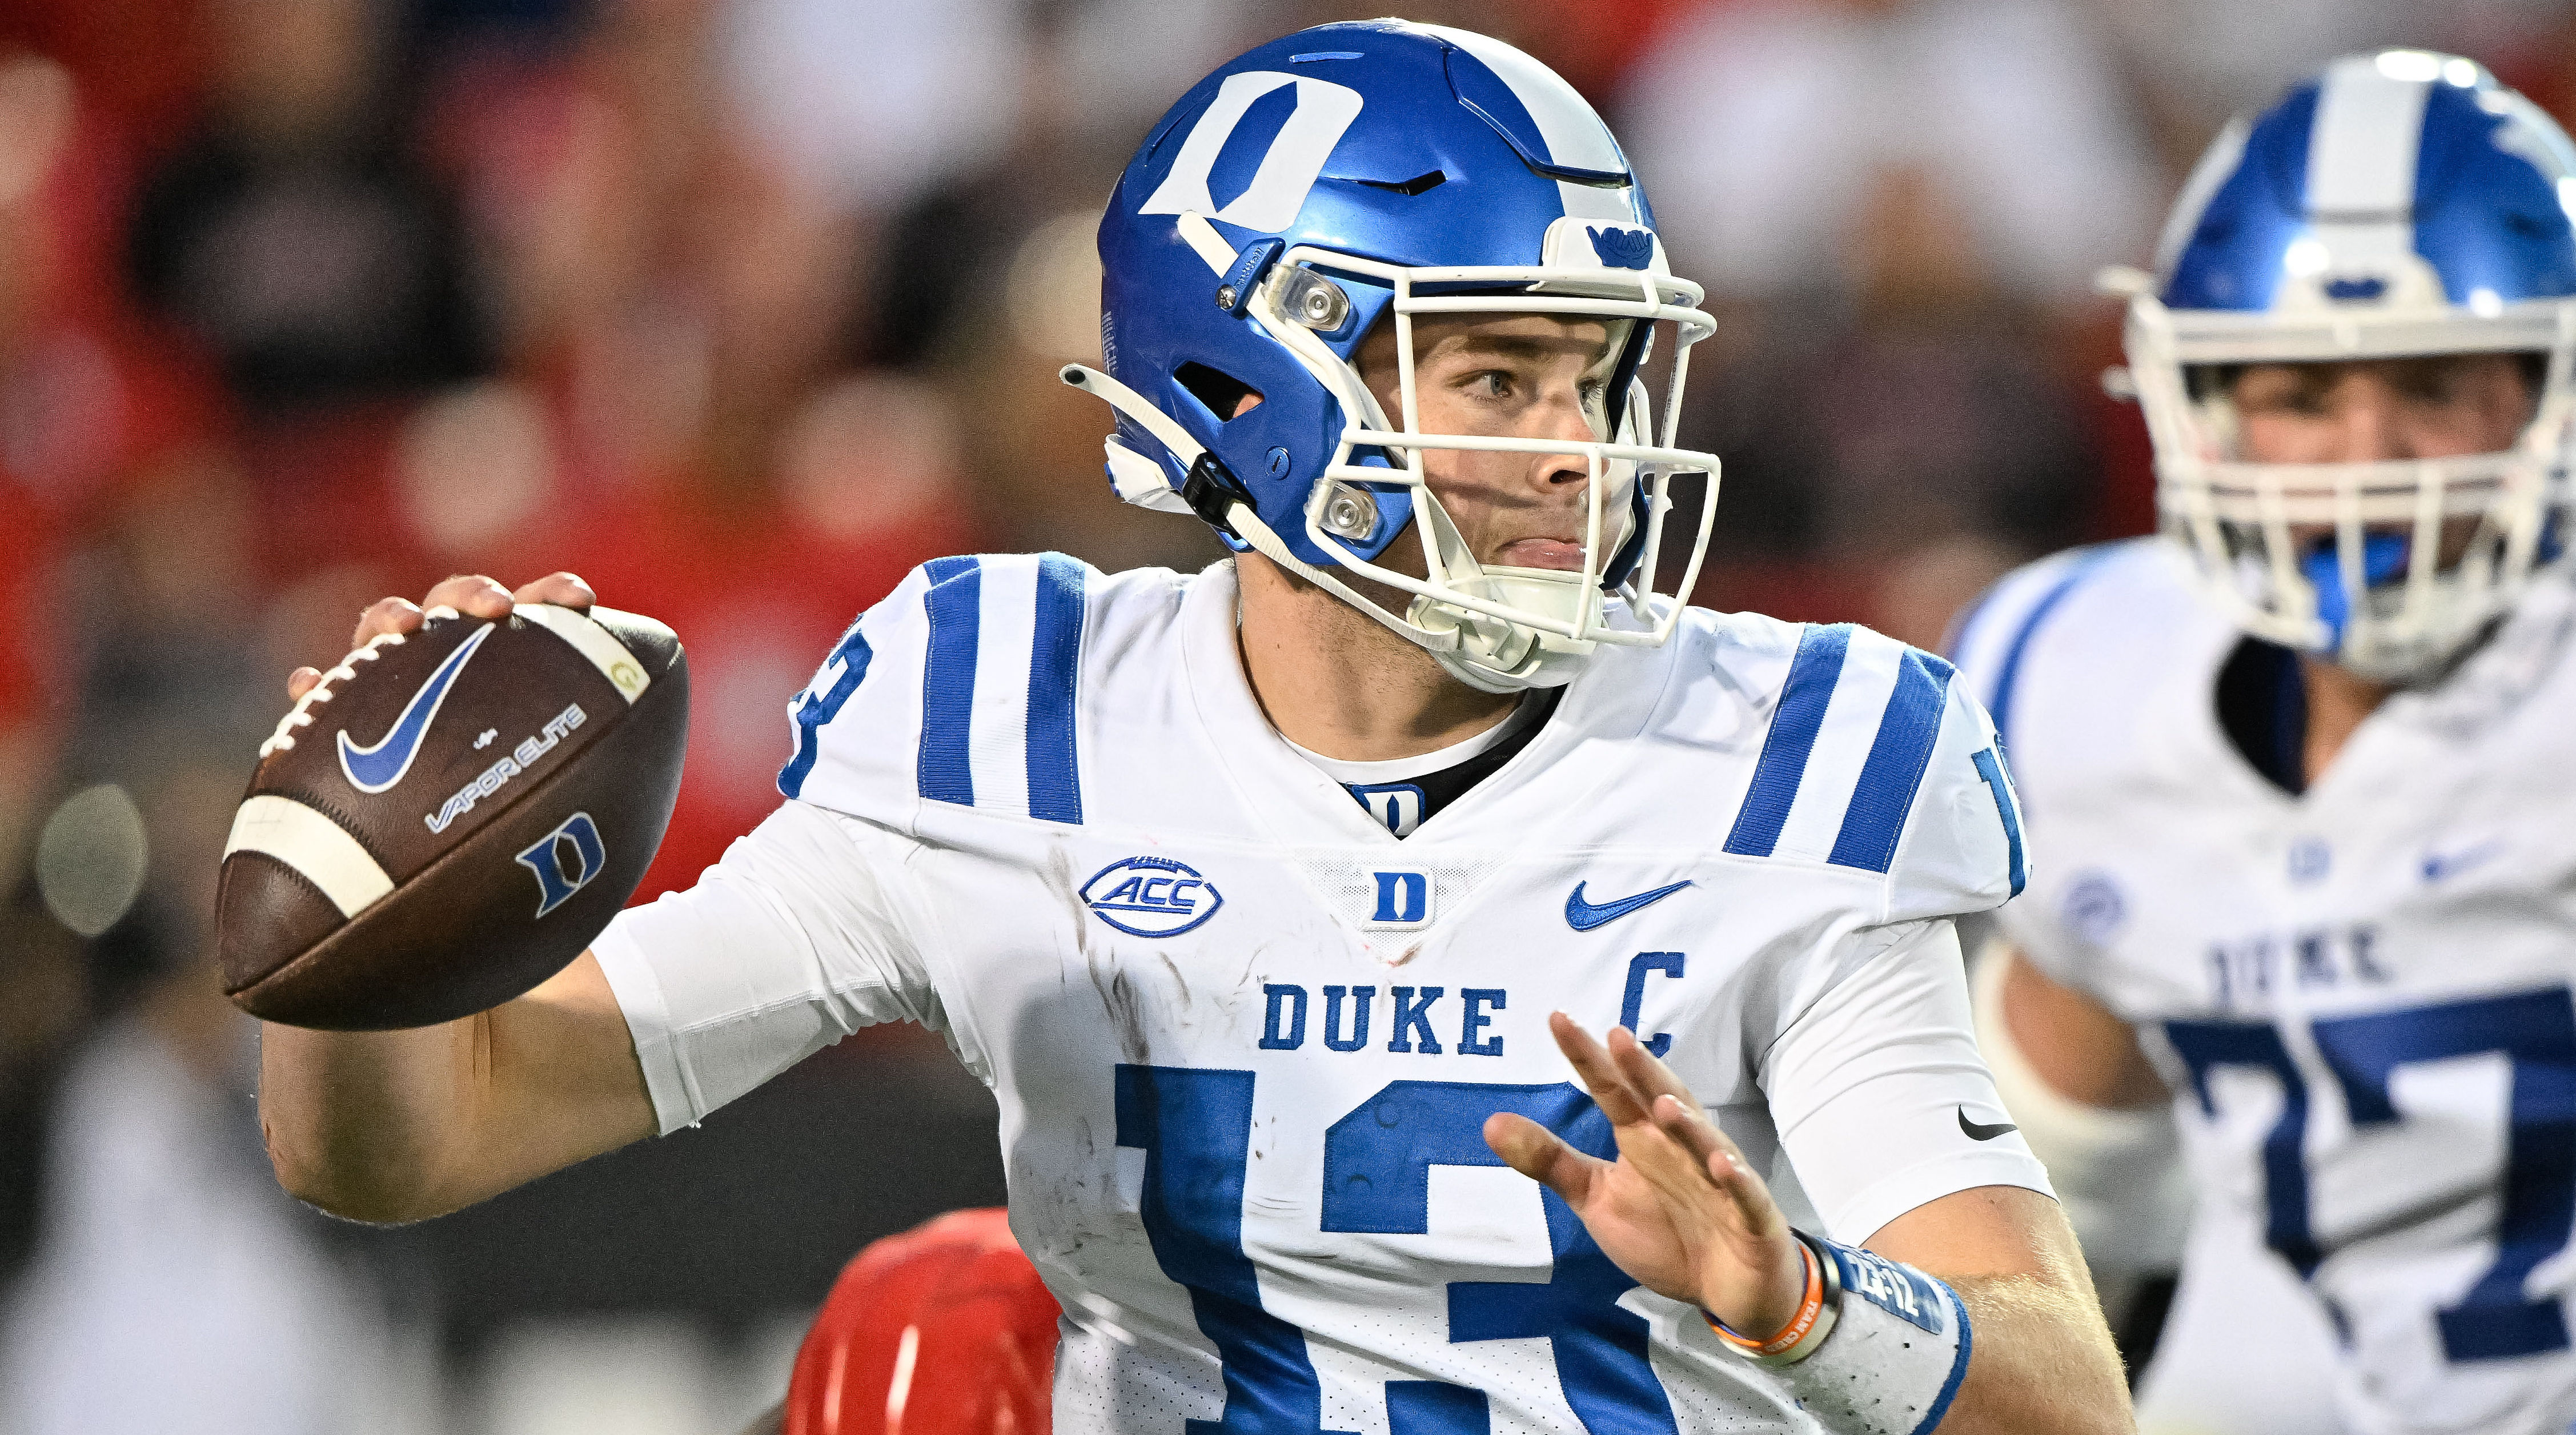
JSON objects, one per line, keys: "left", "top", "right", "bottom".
{"left": 1485, "top": 1013, "right": 1808, "bottom": 1337}
{"left": 284, "top": 572, "right": 595, "bottom": 702}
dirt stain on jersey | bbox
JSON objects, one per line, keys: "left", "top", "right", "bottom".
{"left": 1037, "top": 844, "right": 1149, "bottom": 1060}
{"left": 1044, "top": 847, "right": 1095, "bottom": 965}
{"left": 1088, "top": 951, "right": 1149, "bottom": 1065}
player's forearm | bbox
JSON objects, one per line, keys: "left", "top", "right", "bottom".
{"left": 259, "top": 1016, "right": 489, "bottom": 1223}
{"left": 259, "top": 951, "right": 655, "bottom": 1222}
{"left": 1934, "top": 1269, "right": 2132, "bottom": 1435}
{"left": 1860, "top": 1187, "right": 2130, "bottom": 1434}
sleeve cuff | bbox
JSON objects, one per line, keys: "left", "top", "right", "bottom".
{"left": 591, "top": 917, "right": 703, "bottom": 1136}
{"left": 1829, "top": 1147, "right": 2059, "bottom": 1247}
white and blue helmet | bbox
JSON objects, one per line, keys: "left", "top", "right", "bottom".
{"left": 2113, "top": 50, "right": 2576, "bottom": 683}
{"left": 1061, "top": 21, "right": 1720, "bottom": 691}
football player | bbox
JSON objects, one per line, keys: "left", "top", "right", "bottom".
{"left": 258, "top": 22, "right": 2129, "bottom": 1434}
{"left": 1953, "top": 50, "right": 2576, "bottom": 1435}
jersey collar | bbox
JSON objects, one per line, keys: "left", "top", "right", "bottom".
{"left": 1178, "top": 560, "right": 1635, "bottom": 848}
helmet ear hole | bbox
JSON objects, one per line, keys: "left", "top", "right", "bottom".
{"left": 1174, "top": 362, "right": 1264, "bottom": 421}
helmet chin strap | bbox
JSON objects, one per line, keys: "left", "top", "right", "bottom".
{"left": 1406, "top": 574, "right": 1600, "bottom": 691}
{"left": 1060, "top": 362, "right": 1598, "bottom": 691}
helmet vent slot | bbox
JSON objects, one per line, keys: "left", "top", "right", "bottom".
{"left": 1350, "top": 170, "right": 1449, "bottom": 197}
{"left": 1174, "top": 362, "right": 1263, "bottom": 421}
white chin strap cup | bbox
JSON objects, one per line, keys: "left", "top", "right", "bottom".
{"left": 1406, "top": 568, "right": 1604, "bottom": 692}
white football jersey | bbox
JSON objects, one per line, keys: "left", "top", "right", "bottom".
{"left": 596, "top": 555, "right": 2048, "bottom": 1433}
{"left": 1955, "top": 538, "right": 2576, "bottom": 1435}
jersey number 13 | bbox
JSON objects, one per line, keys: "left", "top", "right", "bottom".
{"left": 1116, "top": 1066, "right": 1684, "bottom": 1434}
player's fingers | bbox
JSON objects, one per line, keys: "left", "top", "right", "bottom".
{"left": 1659, "top": 1097, "right": 1782, "bottom": 1231}
{"left": 1548, "top": 1012, "right": 1652, "bottom": 1125}
{"left": 286, "top": 666, "right": 322, "bottom": 702}
{"left": 1609, "top": 1024, "right": 1708, "bottom": 1113}
{"left": 1617, "top": 1088, "right": 1740, "bottom": 1214}
{"left": 512, "top": 571, "right": 593, "bottom": 611}
{"left": 348, "top": 595, "right": 424, "bottom": 650}
{"left": 1648, "top": 1092, "right": 1730, "bottom": 1175}
{"left": 1642, "top": 1085, "right": 1752, "bottom": 1175}
{"left": 424, "top": 574, "right": 513, "bottom": 619}
{"left": 1709, "top": 1147, "right": 1789, "bottom": 1237}
{"left": 1654, "top": 1094, "right": 1784, "bottom": 1234}
{"left": 1484, "top": 1112, "right": 1607, "bottom": 1208}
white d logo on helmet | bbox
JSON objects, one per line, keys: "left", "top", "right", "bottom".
{"left": 1140, "top": 71, "right": 1365, "bottom": 233}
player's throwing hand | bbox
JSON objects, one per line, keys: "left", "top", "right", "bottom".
{"left": 284, "top": 571, "right": 595, "bottom": 702}
{"left": 1486, "top": 1013, "right": 1809, "bottom": 1338}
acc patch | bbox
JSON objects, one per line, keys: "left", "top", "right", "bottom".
{"left": 1082, "top": 856, "right": 1223, "bottom": 937}
{"left": 2061, "top": 869, "right": 2126, "bottom": 947}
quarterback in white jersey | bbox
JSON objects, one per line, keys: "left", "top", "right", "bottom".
{"left": 254, "top": 22, "right": 2129, "bottom": 1435}
{"left": 1957, "top": 52, "right": 2576, "bottom": 1435}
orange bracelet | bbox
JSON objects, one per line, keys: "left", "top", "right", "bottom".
{"left": 1703, "top": 1240, "right": 1825, "bottom": 1360}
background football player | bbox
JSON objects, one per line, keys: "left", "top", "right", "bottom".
{"left": 255, "top": 21, "right": 2129, "bottom": 1433}
{"left": 1955, "top": 49, "right": 2576, "bottom": 1435}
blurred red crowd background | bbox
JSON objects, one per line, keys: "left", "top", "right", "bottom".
{"left": 6, "top": 1, "right": 2576, "bottom": 1430}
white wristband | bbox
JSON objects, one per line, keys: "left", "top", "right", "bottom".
{"left": 1754, "top": 1232, "right": 1974, "bottom": 1435}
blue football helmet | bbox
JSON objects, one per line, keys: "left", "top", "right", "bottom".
{"left": 2110, "top": 50, "right": 2576, "bottom": 683}
{"left": 1061, "top": 20, "right": 1720, "bottom": 691}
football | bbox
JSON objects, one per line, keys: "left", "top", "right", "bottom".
{"left": 215, "top": 603, "right": 689, "bottom": 1029}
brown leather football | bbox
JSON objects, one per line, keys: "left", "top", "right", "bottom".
{"left": 216, "top": 603, "right": 688, "bottom": 1029}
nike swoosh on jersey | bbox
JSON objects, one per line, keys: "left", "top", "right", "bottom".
{"left": 1564, "top": 879, "right": 1694, "bottom": 932}
{"left": 338, "top": 624, "right": 493, "bottom": 795}
{"left": 1957, "top": 1107, "right": 2018, "bottom": 1141}
{"left": 2419, "top": 841, "right": 2503, "bottom": 882}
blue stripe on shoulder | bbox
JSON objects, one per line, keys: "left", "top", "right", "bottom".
{"left": 918, "top": 555, "right": 982, "bottom": 806}
{"left": 1025, "top": 554, "right": 1086, "bottom": 824}
{"left": 1828, "top": 648, "right": 1954, "bottom": 875}
{"left": 1987, "top": 547, "right": 2115, "bottom": 748}
{"left": 1970, "top": 748, "right": 2028, "bottom": 897}
{"left": 1724, "top": 623, "right": 1852, "bottom": 858}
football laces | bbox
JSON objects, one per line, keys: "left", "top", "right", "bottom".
{"left": 258, "top": 631, "right": 408, "bottom": 758}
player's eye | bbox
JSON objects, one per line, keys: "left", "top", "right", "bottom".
{"left": 2246, "top": 382, "right": 2329, "bottom": 417}
{"left": 2394, "top": 363, "right": 2467, "bottom": 406}
{"left": 1460, "top": 370, "right": 1515, "bottom": 400}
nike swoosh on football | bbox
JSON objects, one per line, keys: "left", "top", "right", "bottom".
{"left": 338, "top": 624, "right": 494, "bottom": 795}
{"left": 1957, "top": 1107, "right": 2018, "bottom": 1142}
{"left": 1564, "top": 879, "right": 1694, "bottom": 932}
